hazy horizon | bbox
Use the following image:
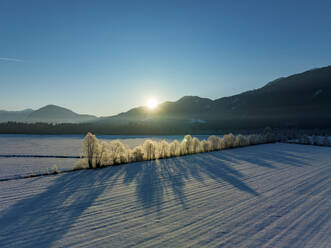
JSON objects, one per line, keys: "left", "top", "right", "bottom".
{"left": 1, "top": 0, "right": 331, "bottom": 116}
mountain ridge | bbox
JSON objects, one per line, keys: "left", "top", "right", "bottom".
{"left": 1, "top": 65, "right": 331, "bottom": 129}
{"left": 0, "top": 105, "right": 97, "bottom": 123}
{"left": 96, "top": 65, "right": 331, "bottom": 129}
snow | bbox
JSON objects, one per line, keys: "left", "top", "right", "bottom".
{"left": 0, "top": 134, "right": 213, "bottom": 156}
{"left": 0, "top": 143, "right": 330, "bottom": 247}
{"left": 0, "top": 134, "right": 220, "bottom": 180}
{"left": 0, "top": 157, "right": 78, "bottom": 180}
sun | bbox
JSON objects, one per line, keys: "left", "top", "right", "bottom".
{"left": 147, "top": 98, "right": 158, "bottom": 110}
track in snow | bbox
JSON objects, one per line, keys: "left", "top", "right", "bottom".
{"left": 0, "top": 143, "right": 330, "bottom": 248}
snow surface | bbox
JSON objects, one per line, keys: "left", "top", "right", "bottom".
{"left": 0, "top": 143, "right": 330, "bottom": 247}
{"left": 0, "top": 134, "right": 214, "bottom": 156}
{"left": 0, "top": 157, "right": 79, "bottom": 180}
{"left": 0, "top": 134, "right": 219, "bottom": 180}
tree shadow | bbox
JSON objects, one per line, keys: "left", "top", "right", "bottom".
{"left": 188, "top": 154, "right": 259, "bottom": 196}
{"left": 135, "top": 161, "right": 165, "bottom": 212}
{"left": 0, "top": 167, "right": 123, "bottom": 248}
{"left": 123, "top": 152, "right": 259, "bottom": 215}
{"left": 2, "top": 144, "right": 312, "bottom": 246}
{"left": 220, "top": 144, "right": 312, "bottom": 169}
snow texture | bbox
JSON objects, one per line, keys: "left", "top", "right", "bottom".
{"left": 0, "top": 143, "right": 330, "bottom": 248}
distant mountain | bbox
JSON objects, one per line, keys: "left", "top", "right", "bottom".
{"left": 99, "top": 96, "right": 214, "bottom": 123}
{"left": 1, "top": 65, "right": 331, "bottom": 130}
{"left": 0, "top": 109, "right": 34, "bottom": 122}
{"left": 0, "top": 105, "right": 96, "bottom": 123}
{"left": 98, "top": 65, "right": 331, "bottom": 129}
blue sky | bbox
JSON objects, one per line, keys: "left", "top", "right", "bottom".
{"left": 1, "top": 0, "right": 331, "bottom": 116}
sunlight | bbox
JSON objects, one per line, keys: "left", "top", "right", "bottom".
{"left": 147, "top": 98, "right": 158, "bottom": 110}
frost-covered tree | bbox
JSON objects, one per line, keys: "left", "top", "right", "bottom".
{"left": 234, "top": 134, "right": 247, "bottom": 147}
{"left": 132, "top": 146, "right": 144, "bottom": 162}
{"left": 181, "top": 135, "right": 193, "bottom": 155}
{"left": 201, "top": 140, "right": 210, "bottom": 152}
{"left": 208, "top": 135, "right": 220, "bottom": 151}
{"left": 76, "top": 131, "right": 283, "bottom": 170}
{"left": 221, "top": 133, "right": 234, "bottom": 149}
{"left": 192, "top": 137, "right": 202, "bottom": 153}
{"left": 82, "top": 132, "right": 99, "bottom": 169}
{"left": 159, "top": 140, "right": 170, "bottom": 158}
{"left": 109, "top": 140, "right": 129, "bottom": 164}
{"left": 95, "top": 141, "right": 108, "bottom": 168}
{"left": 247, "top": 134, "right": 257, "bottom": 145}
{"left": 143, "top": 140, "right": 156, "bottom": 160}
{"left": 169, "top": 140, "right": 181, "bottom": 156}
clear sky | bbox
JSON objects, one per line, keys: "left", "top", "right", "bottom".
{"left": 1, "top": 0, "right": 331, "bottom": 116}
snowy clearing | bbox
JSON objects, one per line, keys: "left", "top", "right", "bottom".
{"left": 0, "top": 143, "right": 330, "bottom": 247}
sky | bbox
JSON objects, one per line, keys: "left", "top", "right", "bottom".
{"left": 1, "top": 0, "right": 331, "bottom": 116}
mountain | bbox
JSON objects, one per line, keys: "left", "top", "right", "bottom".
{"left": 0, "top": 105, "right": 97, "bottom": 124}
{"left": 0, "top": 109, "right": 34, "bottom": 122}
{"left": 98, "top": 65, "right": 331, "bottom": 129}
{"left": 26, "top": 105, "right": 97, "bottom": 123}
{"left": 1, "top": 65, "right": 331, "bottom": 130}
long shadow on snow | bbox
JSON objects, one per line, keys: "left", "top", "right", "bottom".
{"left": 122, "top": 160, "right": 187, "bottom": 213}
{"left": 221, "top": 144, "right": 312, "bottom": 169}
{"left": 0, "top": 166, "right": 124, "bottom": 248}
{"left": 124, "top": 152, "right": 259, "bottom": 214}
{"left": 187, "top": 153, "right": 259, "bottom": 196}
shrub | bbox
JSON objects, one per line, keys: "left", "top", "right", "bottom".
{"left": 52, "top": 164, "right": 60, "bottom": 174}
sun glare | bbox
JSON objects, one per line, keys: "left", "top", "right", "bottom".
{"left": 147, "top": 98, "right": 158, "bottom": 110}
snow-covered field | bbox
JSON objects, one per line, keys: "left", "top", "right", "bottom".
{"left": 0, "top": 134, "right": 213, "bottom": 156}
{"left": 0, "top": 143, "right": 330, "bottom": 247}
{"left": 0, "top": 134, "right": 213, "bottom": 180}
{"left": 0, "top": 157, "right": 78, "bottom": 180}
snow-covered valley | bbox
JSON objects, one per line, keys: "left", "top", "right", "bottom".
{"left": 0, "top": 143, "right": 330, "bottom": 247}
